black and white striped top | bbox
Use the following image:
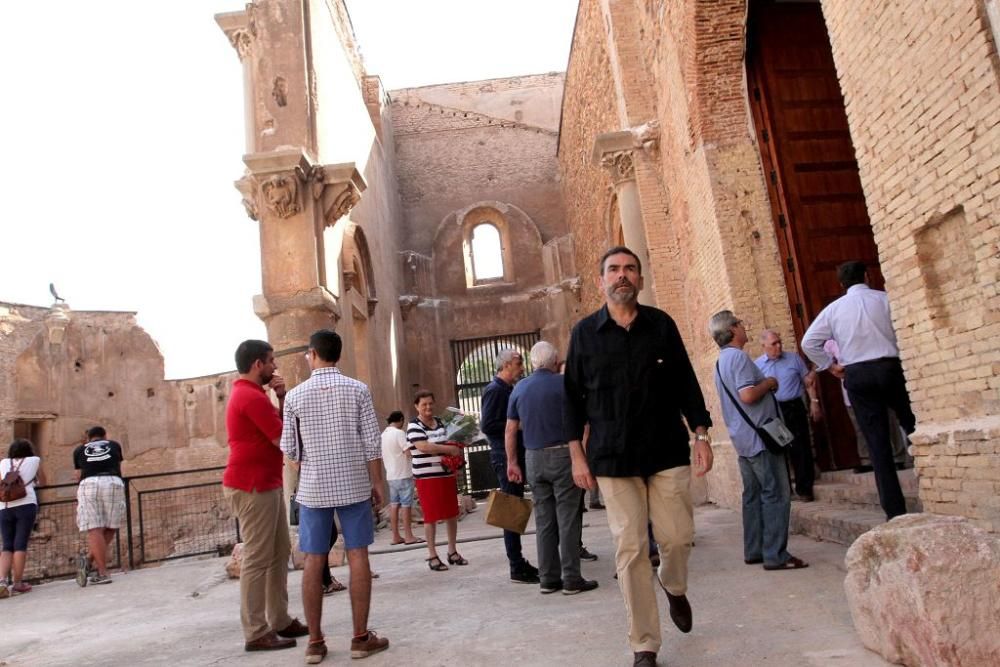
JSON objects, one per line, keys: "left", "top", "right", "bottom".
{"left": 406, "top": 416, "right": 450, "bottom": 479}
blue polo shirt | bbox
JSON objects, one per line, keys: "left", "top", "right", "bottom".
{"left": 507, "top": 369, "right": 566, "bottom": 450}
{"left": 754, "top": 352, "right": 809, "bottom": 402}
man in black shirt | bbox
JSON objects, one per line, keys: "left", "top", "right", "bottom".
{"left": 564, "top": 247, "right": 713, "bottom": 667}
{"left": 73, "top": 425, "right": 125, "bottom": 586}
{"left": 480, "top": 349, "right": 539, "bottom": 584}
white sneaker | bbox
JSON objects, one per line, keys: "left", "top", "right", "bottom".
{"left": 87, "top": 574, "right": 112, "bottom": 585}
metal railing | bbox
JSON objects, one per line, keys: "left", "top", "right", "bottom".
{"left": 24, "top": 466, "right": 237, "bottom": 582}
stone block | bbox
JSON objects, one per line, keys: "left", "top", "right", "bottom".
{"left": 844, "top": 514, "right": 1000, "bottom": 666}
{"left": 225, "top": 543, "right": 243, "bottom": 579}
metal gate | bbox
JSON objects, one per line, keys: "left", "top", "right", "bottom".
{"left": 450, "top": 331, "right": 540, "bottom": 496}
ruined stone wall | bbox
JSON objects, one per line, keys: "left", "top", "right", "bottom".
{"left": 391, "top": 74, "right": 566, "bottom": 254}
{"left": 0, "top": 302, "right": 233, "bottom": 486}
{"left": 389, "top": 74, "right": 576, "bottom": 410}
{"left": 823, "top": 0, "right": 1000, "bottom": 530}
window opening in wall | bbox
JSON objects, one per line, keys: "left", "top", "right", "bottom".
{"left": 470, "top": 223, "right": 504, "bottom": 282}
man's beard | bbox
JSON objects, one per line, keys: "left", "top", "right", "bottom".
{"left": 606, "top": 279, "right": 637, "bottom": 304}
{"left": 261, "top": 370, "right": 274, "bottom": 385}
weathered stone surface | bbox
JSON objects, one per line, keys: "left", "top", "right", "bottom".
{"left": 225, "top": 543, "right": 243, "bottom": 579}
{"left": 844, "top": 514, "right": 1000, "bottom": 666}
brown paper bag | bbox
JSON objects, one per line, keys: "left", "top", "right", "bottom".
{"left": 485, "top": 489, "right": 533, "bottom": 534}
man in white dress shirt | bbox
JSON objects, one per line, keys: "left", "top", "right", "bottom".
{"left": 801, "top": 261, "right": 915, "bottom": 519}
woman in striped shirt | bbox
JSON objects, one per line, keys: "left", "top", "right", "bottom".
{"left": 406, "top": 390, "right": 468, "bottom": 571}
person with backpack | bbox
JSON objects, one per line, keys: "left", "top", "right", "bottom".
{"left": 0, "top": 438, "right": 45, "bottom": 597}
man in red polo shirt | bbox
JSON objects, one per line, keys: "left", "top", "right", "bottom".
{"left": 224, "top": 339, "right": 308, "bottom": 652}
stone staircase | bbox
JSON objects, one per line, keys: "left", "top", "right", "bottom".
{"left": 790, "top": 468, "right": 921, "bottom": 546}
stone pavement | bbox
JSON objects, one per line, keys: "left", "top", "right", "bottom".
{"left": 1, "top": 504, "right": 887, "bottom": 667}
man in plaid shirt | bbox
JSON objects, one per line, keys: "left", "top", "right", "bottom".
{"left": 280, "top": 330, "right": 388, "bottom": 664}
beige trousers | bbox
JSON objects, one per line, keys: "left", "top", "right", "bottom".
{"left": 223, "top": 486, "right": 293, "bottom": 641}
{"left": 598, "top": 466, "right": 694, "bottom": 654}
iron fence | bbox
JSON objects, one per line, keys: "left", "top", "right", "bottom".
{"left": 24, "top": 466, "right": 236, "bottom": 582}
{"left": 450, "top": 331, "right": 540, "bottom": 497}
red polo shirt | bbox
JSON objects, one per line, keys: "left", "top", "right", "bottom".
{"left": 223, "top": 378, "right": 284, "bottom": 492}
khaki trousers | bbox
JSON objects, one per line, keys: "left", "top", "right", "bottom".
{"left": 598, "top": 466, "right": 694, "bottom": 654}
{"left": 223, "top": 486, "right": 293, "bottom": 641}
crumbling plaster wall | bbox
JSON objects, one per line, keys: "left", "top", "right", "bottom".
{"left": 1, "top": 303, "right": 233, "bottom": 485}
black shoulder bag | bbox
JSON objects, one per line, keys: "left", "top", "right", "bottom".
{"left": 289, "top": 416, "right": 303, "bottom": 526}
{"left": 715, "top": 361, "right": 795, "bottom": 455}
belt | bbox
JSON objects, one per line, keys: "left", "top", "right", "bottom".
{"left": 848, "top": 356, "right": 900, "bottom": 366}
{"left": 542, "top": 443, "right": 570, "bottom": 449}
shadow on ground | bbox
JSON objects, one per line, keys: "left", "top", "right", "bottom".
{"left": 1, "top": 504, "right": 887, "bottom": 667}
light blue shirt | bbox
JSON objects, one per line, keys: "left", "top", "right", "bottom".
{"left": 754, "top": 352, "right": 809, "bottom": 402}
{"left": 715, "top": 347, "right": 779, "bottom": 458}
{"left": 801, "top": 284, "right": 900, "bottom": 370}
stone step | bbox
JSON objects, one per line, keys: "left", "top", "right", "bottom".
{"left": 819, "top": 468, "right": 919, "bottom": 494}
{"left": 811, "top": 482, "right": 923, "bottom": 513}
{"left": 790, "top": 500, "right": 886, "bottom": 546}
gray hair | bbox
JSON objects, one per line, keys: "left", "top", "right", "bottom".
{"left": 495, "top": 348, "right": 522, "bottom": 372}
{"left": 709, "top": 310, "right": 740, "bottom": 348}
{"left": 760, "top": 328, "right": 780, "bottom": 343}
{"left": 529, "top": 341, "right": 559, "bottom": 370}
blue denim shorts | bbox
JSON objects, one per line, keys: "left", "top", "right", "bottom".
{"left": 299, "top": 499, "right": 374, "bottom": 553}
{"left": 388, "top": 478, "right": 415, "bottom": 507}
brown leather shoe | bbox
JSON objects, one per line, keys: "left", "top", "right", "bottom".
{"left": 277, "top": 618, "right": 310, "bottom": 638}
{"left": 350, "top": 629, "right": 389, "bottom": 659}
{"left": 244, "top": 630, "right": 296, "bottom": 652}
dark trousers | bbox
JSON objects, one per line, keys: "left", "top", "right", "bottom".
{"left": 321, "top": 517, "right": 339, "bottom": 587}
{"left": 845, "top": 358, "right": 916, "bottom": 519}
{"left": 779, "top": 398, "right": 814, "bottom": 497}
{"left": 490, "top": 447, "right": 526, "bottom": 571}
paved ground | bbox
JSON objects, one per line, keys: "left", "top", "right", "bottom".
{"left": 1, "top": 504, "right": 887, "bottom": 667}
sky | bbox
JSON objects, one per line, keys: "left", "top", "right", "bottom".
{"left": 0, "top": 0, "right": 577, "bottom": 379}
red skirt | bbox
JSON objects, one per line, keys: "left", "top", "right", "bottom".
{"left": 414, "top": 475, "right": 459, "bottom": 523}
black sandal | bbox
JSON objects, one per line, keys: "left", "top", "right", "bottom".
{"left": 447, "top": 551, "right": 469, "bottom": 566}
{"left": 426, "top": 556, "right": 449, "bottom": 571}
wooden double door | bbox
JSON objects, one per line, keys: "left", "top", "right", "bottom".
{"left": 746, "top": 0, "right": 882, "bottom": 470}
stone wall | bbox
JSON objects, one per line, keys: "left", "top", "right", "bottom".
{"left": 823, "top": 0, "right": 1000, "bottom": 530}
{"left": 0, "top": 302, "right": 233, "bottom": 485}
{"left": 392, "top": 74, "right": 578, "bottom": 410}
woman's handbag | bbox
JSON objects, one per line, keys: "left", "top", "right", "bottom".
{"left": 715, "top": 361, "right": 795, "bottom": 455}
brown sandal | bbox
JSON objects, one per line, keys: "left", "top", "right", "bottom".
{"left": 426, "top": 556, "right": 449, "bottom": 571}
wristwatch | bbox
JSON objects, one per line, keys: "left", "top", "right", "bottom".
{"left": 694, "top": 433, "right": 711, "bottom": 443}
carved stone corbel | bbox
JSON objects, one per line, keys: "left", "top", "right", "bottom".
{"left": 600, "top": 151, "right": 635, "bottom": 184}
{"left": 398, "top": 295, "right": 422, "bottom": 321}
{"left": 311, "top": 164, "right": 365, "bottom": 227}
{"left": 260, "top": 173, "right": 300, "bottom": 219}
{"left": 234, "top": 174, "right": 259, "bottom": 221}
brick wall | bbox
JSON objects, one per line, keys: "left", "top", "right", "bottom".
{"left": 823, "top": 0, "right": 1000, "bottom": 530}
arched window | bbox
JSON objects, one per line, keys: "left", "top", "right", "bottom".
{"left": 470, "top": 223, "right": 504, "bottom": 282}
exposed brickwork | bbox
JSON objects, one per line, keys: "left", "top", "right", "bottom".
{"left": 822, "top": 0, "right": 1000, "bottom": 528}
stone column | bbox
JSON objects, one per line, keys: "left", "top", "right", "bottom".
{"left": 216, "top": 9, "right": 259, "bottom": 151}
{"left": 594, "top": 131, "right": 656, "bottom": 306}
{"left": 235, "top": 149, "right": 366, "bottom": 386}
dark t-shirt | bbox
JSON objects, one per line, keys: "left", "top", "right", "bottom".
{"left": 73, "top": 440, "right": 124, "bottom": 479}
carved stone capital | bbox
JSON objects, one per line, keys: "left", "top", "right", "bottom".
{"left": 343, "top": 270, "right": 358, "bottom": 292}
{"left": 367, "top": 297, "right": 378, "bottom": 317}
{"left": 260, "top": 173, "right": 301, "bottom": 219}
{"left": 593, "top": 123, "right": 659, "bottom": 184}
{"left": 310, "top": 163, "right": 366, "bottom": 227}
{"left": 215, "top": 7, "right": 257, "bottom": 62}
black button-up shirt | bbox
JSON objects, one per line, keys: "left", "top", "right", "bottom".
{"left": 564, "top": 305, "right": 712, "bottom": 477}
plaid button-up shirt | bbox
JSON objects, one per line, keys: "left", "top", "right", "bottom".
{"left": 280, "top": 367, "right": 381, "bottom": 508}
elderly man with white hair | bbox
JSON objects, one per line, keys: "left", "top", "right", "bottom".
{"left": 506, "top": 342, "right": 599, "bottom": 596}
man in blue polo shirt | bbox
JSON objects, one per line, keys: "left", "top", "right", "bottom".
{"left": 754, "top": 330, "right": 821, "bottom": 501}
{"left": 506, "top": 341, "right": 598, "bottom": 596}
